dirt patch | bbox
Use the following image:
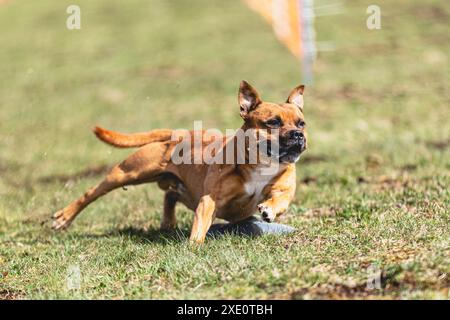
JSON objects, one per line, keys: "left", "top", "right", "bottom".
{"left": 290, "top": 283, "right": 383, "bottom": 299}
{"left": 409, "top": 5, "right": 449, "bottom": 21}
{"left": 357, "top": 174, "right": 411, "bottom": 191}
{"left": 301, "top": 154, "right": 329, "bottom": 164}
{"left": 427, "top": 138, "right": 450, "bottom": 150}
{"left": 0, "top": 289, "right": 23, "bottom": 300}
{"left": 382, "top": 247, "right": 420, "bottom": 265}
{"left": 289, "top": 270, "right": 449, "bottom": 299}
{"left": 400, "top": 164, "right": 418, "bottom": 172}
{"left": 365, "top": 154, "right": 383, "bottom": 169}
{"left": 38, "top": 164, "right": 111, "bottom": 184}
{"left": 304, "top": 206, "right": 341, "bottom": 218}
{"left": 300, "top": 176, "right": 318, "bottom": 185}
{"left": 358, "top": 245, "right": 421, "bottom": 269}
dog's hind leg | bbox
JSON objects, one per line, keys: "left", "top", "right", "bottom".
{"left": 52, "top": 166, "right": 136, "bottom": 230}
{"left": 160, "top": 191, "right": 178, "bottom": 230}
{"left": 52, "top": 143, "right": 171, "bottom": 230}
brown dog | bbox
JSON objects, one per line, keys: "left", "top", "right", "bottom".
{"left": 52, "top": 81, "right": 307, "bottom": 243}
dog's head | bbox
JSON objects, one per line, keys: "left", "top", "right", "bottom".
{"left": 238, "top": 80, "right": 308, "bottom": 164}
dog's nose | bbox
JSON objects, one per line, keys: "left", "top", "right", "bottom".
{"left": 261, "top": 211, "right": 274, "bottom": 222}
{"left": 290, "top": 130, "right": 304, "bottom": 140}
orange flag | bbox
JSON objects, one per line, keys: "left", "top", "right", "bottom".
{"left": 244, "top": 0, "right": 303, "bottom": 58}
{"left": 244, "top": 0, "right": 316, "bottom": 81}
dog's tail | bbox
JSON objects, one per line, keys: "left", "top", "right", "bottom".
{"left": 93, "top": 126, "right": 173, "bottom": 148}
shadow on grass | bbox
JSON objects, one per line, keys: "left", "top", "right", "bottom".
{"left": 82, "top": 226, "right": 252, "bottom": 245}
{"left": 79, "top": 223, "right": 278, "bottom": 245}
{"left": 98, "top": 226, "right": 191, "bottom": 245}
{"left": 2, "top": 163, "right": 111, "bottom": 191}
{"left": 37, "top": 164, "right": 111, "bottom": 184}
{"left": 85, "top": 217, "right": 298, "bottom": 245}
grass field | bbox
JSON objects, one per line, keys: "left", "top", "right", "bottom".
{"left": 0, "top": 0, "right": 449, "bottom": 299}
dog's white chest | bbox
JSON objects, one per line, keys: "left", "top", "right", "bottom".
{"left": 244, "top": 164, "right": 283, "bottom": 201}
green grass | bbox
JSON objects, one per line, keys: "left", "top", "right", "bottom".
{"left": 0, "top": 0, "right": 449, "bottom": 299}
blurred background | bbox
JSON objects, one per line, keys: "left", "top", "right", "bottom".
{"left": 0, "top": 0, "right": 448, "bottom": 299}
{"left": 0, "top": 0, "right": 448, "bottom": 178}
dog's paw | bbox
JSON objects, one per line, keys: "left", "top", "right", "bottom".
{"left": 51, "top": 210, "right": 73, "bottom": 231}
{"left": 258, "top": 203, "right": 276, "bottom": 222}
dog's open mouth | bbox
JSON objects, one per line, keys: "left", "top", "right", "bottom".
{"left": 259, "top": 139, "right": 306, "bottom": 163}
{"left": 278, "top": 144, "right": 305, "bottom": 163}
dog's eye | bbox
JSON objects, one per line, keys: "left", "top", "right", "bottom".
{"left": 266, "top": 118, "right": 281, "bottom": 127}
{"left": 297, "top": 121, "right": 306, "bottom": 128}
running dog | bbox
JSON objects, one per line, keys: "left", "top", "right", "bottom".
{"left": 52, "top": 81, "right": 308, "bottom": 243}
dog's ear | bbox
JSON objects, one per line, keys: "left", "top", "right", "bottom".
{"left": 238, "top": 80, "right": 262, "bottom": 118}
{"left": 286, "top": 85, "right": 305, "bottom": 111}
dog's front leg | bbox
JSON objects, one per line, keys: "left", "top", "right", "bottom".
{"left": 258, "top": 165, "right": 296, "bottom": 222}
{"left": 190, "top": 195, "right": 216, "bottom": 244}
{"left": 258, "top": 190, "right": 295, "bottom": 222}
